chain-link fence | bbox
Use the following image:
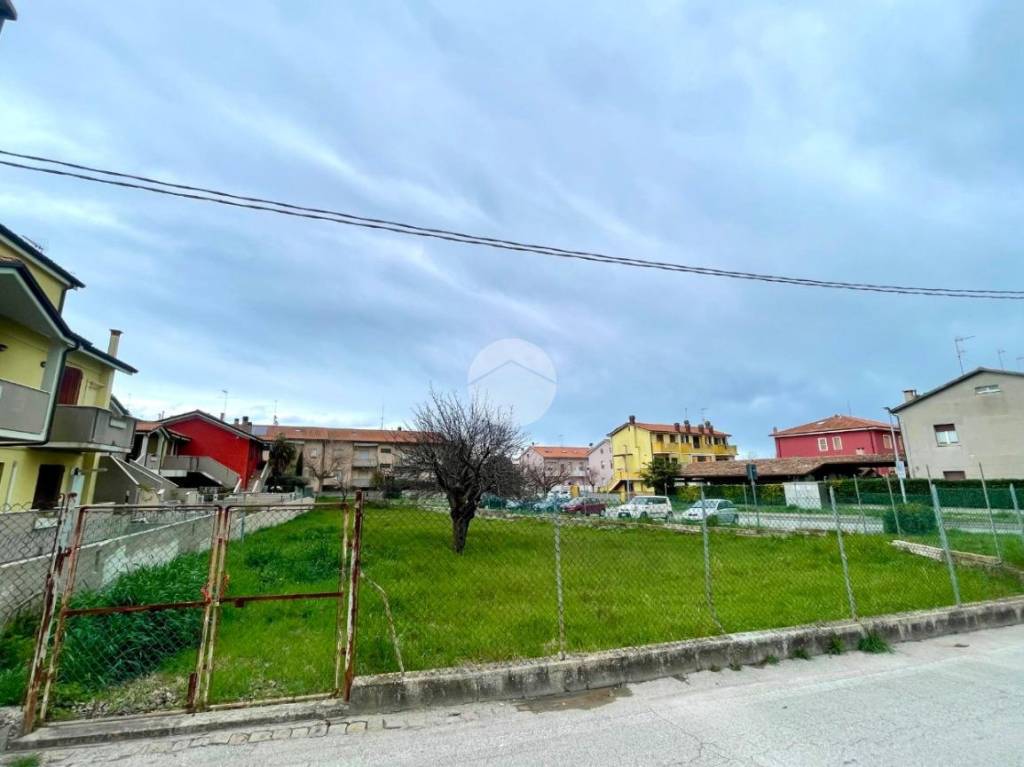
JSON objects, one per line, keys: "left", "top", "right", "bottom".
{"left": 3, "top": 480, "right": 1022, "bottom": 730}
{"left": 354, "top": 480, "right": 1024, "bottom": 676}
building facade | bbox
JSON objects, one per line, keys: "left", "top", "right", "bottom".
{"left": 519, "top": 445, "right": 591, "bottom": 490}
{"left": 773, "top": 415, "right": 902, "bottom": 465}
{"left": 587, "top": 438, "right": 613, "bottom": 491}
{"left": 257, "top": 425, "right": 427, "bottom": 491}
{"left": 0, "top": 223, "right": 137, "bottom": 510}
{"left": 892, "top": 368, "right": 1024, "bottom": 480}
{"left": 608, "top": 416, "right": 737, "bottom": 494}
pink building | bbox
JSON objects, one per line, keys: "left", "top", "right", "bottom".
{"left": 773, "top": 415, "right": 902, "bottom": 463}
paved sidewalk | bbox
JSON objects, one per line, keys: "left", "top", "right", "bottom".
{"left": 13, "top": 624, "right": 1024, "bottom": 766}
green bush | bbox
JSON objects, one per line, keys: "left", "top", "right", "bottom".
{"left": 0, "top": 611, "right": 38, "bottom": 706}
{"left": 883, "top": 503, "right": 936, "bottom": 535}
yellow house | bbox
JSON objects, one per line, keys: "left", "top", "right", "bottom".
{"left": 0, "top": 222, "right": 136, "bottom": 510}
{"left": 607, "top": 415, "right": 738, "bottom": 495}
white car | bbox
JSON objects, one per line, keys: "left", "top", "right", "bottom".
{"left": 679, "top": 499, "right": 739, "bottom": 524}
{"left": 612, "top": 495, "right": 673, "bottom": 521}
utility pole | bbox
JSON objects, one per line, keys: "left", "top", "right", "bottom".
{"left": 885, "top": 408, "right": 907, "bottom": 503}
{"left": 954, "top": 336, "right": 974, "bottom": 375}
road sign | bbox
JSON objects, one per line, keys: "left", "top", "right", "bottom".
{"left": 746, "top": 463, "right": 758, "bottom": 483}
{"left": 895, "top": 460, "right": 907, "bottom": 480}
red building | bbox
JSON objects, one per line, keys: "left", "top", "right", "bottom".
{"left": 149, "top": 409, "right": 266, "bottom": 487}
{"left": 773, "top": 415, "right": 902, "bottom": 462}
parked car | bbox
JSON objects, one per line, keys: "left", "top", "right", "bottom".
{"left": 677, "top": 499, "right": 739, "bottom": 524}
{"left": 531, "top": 496, "right": 565, "bottom": 513}
{"left": 562, "top": 497, "right": 607, "bottom": 516}
{"left": 611, "top": 495, "right": 673, "bottom": 521}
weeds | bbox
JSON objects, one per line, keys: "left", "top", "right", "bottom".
{"left": 826, "top": 635, "right": 844, "bottom": 655}
{"left": 791, "top": 647, "right": 811, "bottom": 660}
{"left": 857, "top": 632, "right": 892, "bottom": 654}
{"left": 5, "top": 755, "right": 41, "bottom": 767}
{"left": 764, "top": 654, "right": 780, "bottom": 665}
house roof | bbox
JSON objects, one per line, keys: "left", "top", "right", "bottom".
{"left": 72, "top": 336, "right": 137, "bottom": 374}
{"left": 528, "top": 446, "right": 590, "bottom": 459}
{"left": 609, "top": 420, "right": 731, "bottom": 438}
{"left": 258, "top": 424, "right": 428, "bottom": 444}
{"left": 891, "top": 367, "right": 1024, "bottom": 413}
{"left": 159, "top": 410, "right": 267, "bottom": 442}
{"left": 773, "top": 414, "right": 896, "bottom": 438}
{"left": 133, "top": 421, "right": 191, "bottom": 440}
{"left": 677, "top": 454, "right": 896, "bottom": 480}
{"left": 0, "top": 221, "right": 85, "bottom": 289}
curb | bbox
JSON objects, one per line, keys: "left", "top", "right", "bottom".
{"left": 9, "top": 596, "right": 1024, "bottom": 752}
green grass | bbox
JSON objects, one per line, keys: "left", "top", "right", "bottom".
{"left": 31, "top": 506, "right": 1023, "bottom": 716}
{"left": 0, "top": 612, "right": 37, "bottom": 706}
{"left": 857, "top": 632, "right": 892, "bottom": 654}
{"left": 4, "top": 755, "right": 41, "bottom": 767}
{"left": 926, "top": 531, "right": 1024, "bottom": 569}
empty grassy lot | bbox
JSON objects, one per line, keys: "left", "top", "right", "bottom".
{"left": 10, "top": 504, "right": 1020, "bottom": 717}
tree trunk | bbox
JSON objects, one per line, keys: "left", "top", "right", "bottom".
{"left": 450, "top": 507, "right": 474, "bottom": 554}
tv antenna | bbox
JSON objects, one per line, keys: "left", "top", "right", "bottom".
{"left": 997, "top": 348, "right": 1007, "bottom": 369}
{"left": 954, "top": 336, "right": 974, "bottom": 375}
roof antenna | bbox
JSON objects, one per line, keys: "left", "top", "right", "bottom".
{"left": 997, "top": 348, "right": 1007, "bottom": 369}
{"left": 220, "top": 389, "right": 229, "bottom": 421}
{"left": 954, "top": 336, "right": 974, "bottom": 375}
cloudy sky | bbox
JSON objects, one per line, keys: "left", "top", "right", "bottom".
{"left": 2, "top": 2, "right": 1022, "bottom": 456}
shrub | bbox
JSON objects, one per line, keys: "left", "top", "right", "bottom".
{"left": 882, "top": 503, "right": 936, "bottom": 535}
{"left": 0, "top": 612, "right": 38, "bottom": 706}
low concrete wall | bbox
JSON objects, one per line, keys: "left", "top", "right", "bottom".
{"left": 10, "top": 597, "right": 1024, "bottom": 751}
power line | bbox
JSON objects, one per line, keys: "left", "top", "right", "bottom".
{"left": 2, "top": 148, "right": 1022, "bottom": 300}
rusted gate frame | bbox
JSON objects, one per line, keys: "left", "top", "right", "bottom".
{"left": 24, "top": 503, "right": 220, "bottom": 729}
{"left": 342, "top": 491, "right": 364, "bottom": 702}
{"left": 196, "top": 498, "right": 356, "bottom": 710}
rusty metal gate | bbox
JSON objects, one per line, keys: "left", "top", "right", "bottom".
{"left": 21, "top": 494, "right": 364, "bottom": 733}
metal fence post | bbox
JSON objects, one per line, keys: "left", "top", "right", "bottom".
{"left": 698, "top": 484, "right": 724, "bottom": 633}
{"left": 930, "top": 484, "right": 961, "bottom": 607}
{"left": 884, "top": 473, "right": 902, "bottom": 537}
{"left": 749, "top": 478, "right": 761, "bottom": 532}
{"left": 853, "top": 475, "right": 867, "bottom": 534}
{"left": 342, "top": 491, "right": 365, "bottom": 702}
{"left": 828, "top": 487, "right": 858, "bottom": 621}
{"left": 978, "top": 463, "right": 1002, "bottom": 563}
{"left": 552, "top": 506, "right": 567, "bottom": 659}
{"left": 333, "top": 500, "right": 352, "bottom": 695}
{"left": 1011, "top": 484, "right": 1024, "bottom": 546}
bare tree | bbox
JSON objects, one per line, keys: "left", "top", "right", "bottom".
{"left": 307, "top": 452, "right": 345, "bottom": 492}
{"left": 520, "top": 461, "right": 571, "bottom": 497}
{"left": 402, "top": 390, "right": 525, "bottom": 553}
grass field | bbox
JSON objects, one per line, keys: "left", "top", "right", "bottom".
{"left": 4, "top": 504, "right": 1020, "bottom": 717}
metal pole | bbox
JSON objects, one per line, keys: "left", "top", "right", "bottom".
{"left": 1010, "top": 485, "right": 1024, "bottom": 547}
{"left": 930, "top": 484, "right": 961, "bottom": 607}
{"left": 828, "top": 488, "right": 857, "bottom": 620}
{"left": 333, "top": 501, "right": 352, "bottom": 695}
{"left": 887, "top": 409, "right": 907, "bottom": 503}
{"left": 978, "top": 463, "right": 1002, "bottom": 563}
{"left": 699, "top": 484, "right": 724, "bottom": 633}
{"left": 750, "top": 477, "right": 761, "bottom": 532}
{"left": 853, "top": 475, "right": 867, "bottom": 534}
{"left": 553, "top": 506, "right": 567, "bottom": 659}
{"left": 342, "top": 491, "right": 365, "bottom": 702}
{"left": 884, "top": 473, "right": 902, "bottom": 537}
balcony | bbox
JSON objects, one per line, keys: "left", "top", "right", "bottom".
{"left": 0, "top": 378, "right": 50, "bottom": 440}
{"left": 352, "top": 456, "right": 378, "bottom": 468}
{"left": 44, "top": 405, "right": 135, "bottom": 452}
{"left": 159, "top": 455, "right": 240, "bottom": 490}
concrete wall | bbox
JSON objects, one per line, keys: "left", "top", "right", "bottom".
{"left": 898, "top": 371, "right": 1024, "bottom": 479}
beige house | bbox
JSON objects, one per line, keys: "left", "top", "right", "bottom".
{"left": 257, "top": 425, "right": 427, "bottom": 491}
{"left": 892, "top": 368, "right": 1024, "bottom": 480}
{"left": 519, "top": 445, "right": 591, "bottom": 489}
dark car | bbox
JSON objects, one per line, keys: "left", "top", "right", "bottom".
{"left": 562, "top": 497, "right": 607, "bottom": 516}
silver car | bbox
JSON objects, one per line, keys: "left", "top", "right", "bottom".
{"left": 678, "top": 499, "right": 739, "bottom": 524}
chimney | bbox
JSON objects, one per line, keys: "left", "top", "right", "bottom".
{"left": 698, "top": 423, "right": 705, "bottom": 434}
{"left": 772, "top": 426, "right": 778, "bottom": 434}
{"left": 397, "top": 426, "right": 402, "bottom": 431}
{"left": 240, "top": 415, "right": 252, "bottom": 433}
{"left": 903, "top": 389, "right": 918, "bottom": 403}
{"left": 107, "top": 329, "right": 122, "bottom": 357}
{"left": 233, "top": 418, "right": 240, "bottom": 426}
{"left": 673, "top": 422, "right": 680, "bottom": 431}
{"left": 628, "top": 415, "right": 636, "bottom": 424}
{"left": 684, "top": 420, "right": 691, "bottom": 433}
{"left": 706, "top": 421, "right": 713, "bottom": 432}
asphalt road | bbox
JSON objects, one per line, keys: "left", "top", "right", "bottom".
{"left": 735, "top": 511, "right": 1023, "bottom": 535}
{"left": 45, "top": 624, "right": 1024, "bottom": 766}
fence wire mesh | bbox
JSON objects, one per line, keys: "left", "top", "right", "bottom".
{"left": 3, "top": 478, "right": 1023, "bottom": 727}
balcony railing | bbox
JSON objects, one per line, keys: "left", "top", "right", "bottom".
{"left": 46, "top": 405, "right": 135, "bottom": 452}
{"left": 159, "top": 455, "right": 240, "bottom": 490}
{"left": 0, "top": 378, "right": 50, "bottom": 439}
{"left": 352, "top": 456, "right": 378, "bottom": 468}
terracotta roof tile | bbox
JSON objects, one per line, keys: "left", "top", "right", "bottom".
{"left": 529, "top": 446, "right": 590, "bottom": 459}
{"left": 773, "top": 415, "right": 897, "bottom": 438}
{"left": 677, "top": 454, "right": 896, "bottom": 479}
{"left": 610, "top": 420, "right": 731, "bottom": 437}
{"left": 258, "top": 424, "right": 428, "bottom": 444}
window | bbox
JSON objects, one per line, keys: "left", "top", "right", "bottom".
{"left": 32, "top": 464, "right": 65, "bottom": 510}
{"left": 669, "top": 435, "right": 676, "bottom": 443}
{"left": 381, "top": 447, "right": 392, "bottom": 454}
{"left": 883, "top": 434, "right": 893, "bottom": 449}
{"left": 934, "top": 424, "right": 959, "bottom": 446}
{"left": 817, "top": 437, "right": 828, "bottom": 452}
{"left": 975, "top": 384, "right": 1001, "bottom": 395}
{"left": 943, "top": 470, "right": 967, "bottom": 481}
{"left": 832, "top": 436, "right": 842, "bottom": 450}
{"left": 57, "top": 366, "right": 83, "bottom": 405}
{"left": 655, "top": 434, "right": 663, "bottom": 442}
